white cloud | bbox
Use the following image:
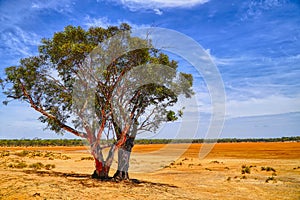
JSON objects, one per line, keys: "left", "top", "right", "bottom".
{"left": 30, "top": 0, "right": 73, "bottom": 13}
{"left": 84, "top": 16, "right": 111, "bottom": 28}
{"left": 84, "top": 15, "right": 149, "bottom": 29}
{"left": 108, "top": 0, "right": 210, "bottom": 11}
{"left": 227, "top": 95, "right": 300, "bottom": 118}
{"left": 153, "top": 8, "right": 163, "bottom": 15}
{"left": 0, "top": 27, "right": 41, "bottom": 57}
{"left": 241, "top": 0, "right": 287, "bottom": 21}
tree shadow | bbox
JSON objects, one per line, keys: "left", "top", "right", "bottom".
{"left": 22, "top": 170, "right": 177, "bottom": 188}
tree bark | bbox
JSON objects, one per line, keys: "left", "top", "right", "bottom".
{"left": 113, "top": 135, "right": 135, "bottom": 180}
{"left": 91, "top": 142, "right": 116, "bottom": 180}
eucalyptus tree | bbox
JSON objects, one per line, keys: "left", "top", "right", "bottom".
{"left": 1, "top": 23, "right": 193, "bottom": 180}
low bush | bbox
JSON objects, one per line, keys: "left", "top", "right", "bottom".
{"left": 7, "top": 161, "right": 27, "bottom": 169}
{"left": 15, "top": 150, "right": 30, "bottom": 157}
{"left": 261, "top": 166, "right": 276, "bottom": 172}
{"left": 241, "top": 165, "right": 251, "bottom": 174}
{"left": 29, "top": 162, "right": 44, "bottom": 170}
{"left": 266, "top": 176, "right": 276, "bottom": 183}
{"left": 81, "top": 157, "right": 94, "bottom": 161}
{"left": 45, "top": 164, "right": 56, "bottom": 170}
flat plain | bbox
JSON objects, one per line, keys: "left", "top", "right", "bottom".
{"left": 0, "top": 142, "right": 299, "bottom": 200}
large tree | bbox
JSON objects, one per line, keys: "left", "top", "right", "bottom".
{"left": 1, "top": 23, "right": 193, "bottom": 180}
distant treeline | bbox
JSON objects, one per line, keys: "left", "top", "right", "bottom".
{"left": 0, "top": 136, "right": 299, "bottom": 147}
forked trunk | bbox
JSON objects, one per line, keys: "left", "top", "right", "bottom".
{"left": 92, "top": 143, "right": 116, "bottom": 180}
{"left": 113, "top": 136, "right": 135, "bottom": 180}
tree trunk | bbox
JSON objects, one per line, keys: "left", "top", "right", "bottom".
{"left": 113, "top": 135, "right": 135, "bottom": 180}
{"left": 91, "top": 143, "right": 116, "bottom": 180}
{"left": 92, "top": 158, "right": 110, "bottom": 179}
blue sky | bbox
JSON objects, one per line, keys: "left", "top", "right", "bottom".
{"left": 0, "top": 0, "right": 299, "bottom": 139}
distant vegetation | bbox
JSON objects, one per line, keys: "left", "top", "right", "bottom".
{"left": 0, "top": 136, "right": 298, "bottom": 147}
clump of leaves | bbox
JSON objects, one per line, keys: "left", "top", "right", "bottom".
{"left": 241, "top": 165, "right": 251, "bottom": 174}
{"left": 29, "top": 162, "right": 44, "bottom": 170}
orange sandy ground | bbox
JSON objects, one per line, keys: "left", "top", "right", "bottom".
{"left": 0, "top": 142, "right": 299, "bottom": 200}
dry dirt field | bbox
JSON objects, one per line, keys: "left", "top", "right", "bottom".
{"left": 0, "top": 142, "right": 299, "bottom": 200}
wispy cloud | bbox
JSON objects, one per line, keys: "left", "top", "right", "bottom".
{"left": 241, "top": 0, "right": 287, "bottom": 21}
{"left": 104, "top": 0, "right": 210, "bottom": 14}
{"left": 30, "top": 0, "right": 74, "bottom": 13}
{"left": 0, "top": 27, "right": 41, "bottom": 62}
{"left": 226, "top": 95, "right": 300, "bottom": 118}
{"left": 84, "top": 15, "right": 149, "bottom": 29}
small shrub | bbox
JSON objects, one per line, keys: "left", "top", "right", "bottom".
{"left": 15, "top": 150, "right": 30, "bottom": 157}
{"left": 266, "top": 176, "right": 276, "bottom": 183}
{"left": 0, "top": 151, "right": 10, "bottom": 157}
{"left": 293, "top": 166, "right": 300, "bottom": 170}
{"left": 44, "top": 152, "right": 54, "bottom": 158}
{"left": 45, "top": 164, "right": 55, "bottom": 170}
{"left": 81, "top": 157, "right": 94, "bottom": 161}
{"left": 205, "top": 168, "right": 212, "bottom": 171}
{"left": 227, "top": 177, "right": 231, "bottom": 181}
{"left": 29, "top": 162, "right": 44, "bottom": 170}
{"left": 31, "top": 151, "right": 43, "bottom": 157}
{"left": 61, "top": 155, "right": 71, "bottom": 160}
{"left": 188, "top": 164, "right": 193, "bottom": 167}
{"left": 211, "top": 160, "right": 220, "bottom": 164}
{"left": 182, "top": 157, "right": 188, "bottom": 161}
{"left": 241, "top": 165, "right": 251, "bottom": 174}
{"left": 7, "top": 161, "right": 27, "bottom": 169}
{"left": 261, "top": 166, "right": 276, "bottom": 172}
{"left": 16, "top": 162, "right": 28, "bottom": 169}
{"left": 241, "top": 175, "right": 247, "bottom": 179}
{"left": 266, "top": 167, "right": 276, "bottom": 172}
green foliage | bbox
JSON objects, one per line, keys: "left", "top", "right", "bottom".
{"left": 15, "top": 150, "right": 30, "bottom": 157}
{"left": 0, "top": 137, "right": 299, "bottom": 147}
{"left": 29, "top": 162, "right": 44, "bottom": 170}
{"left": 0, "top": 151, "right": 10, "bottom": 157}
{"left": 45, "top": 164, "right": 56, "bottom": 170}
{"left": 8, "top": 161, "right": 28, "bottom": 169}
